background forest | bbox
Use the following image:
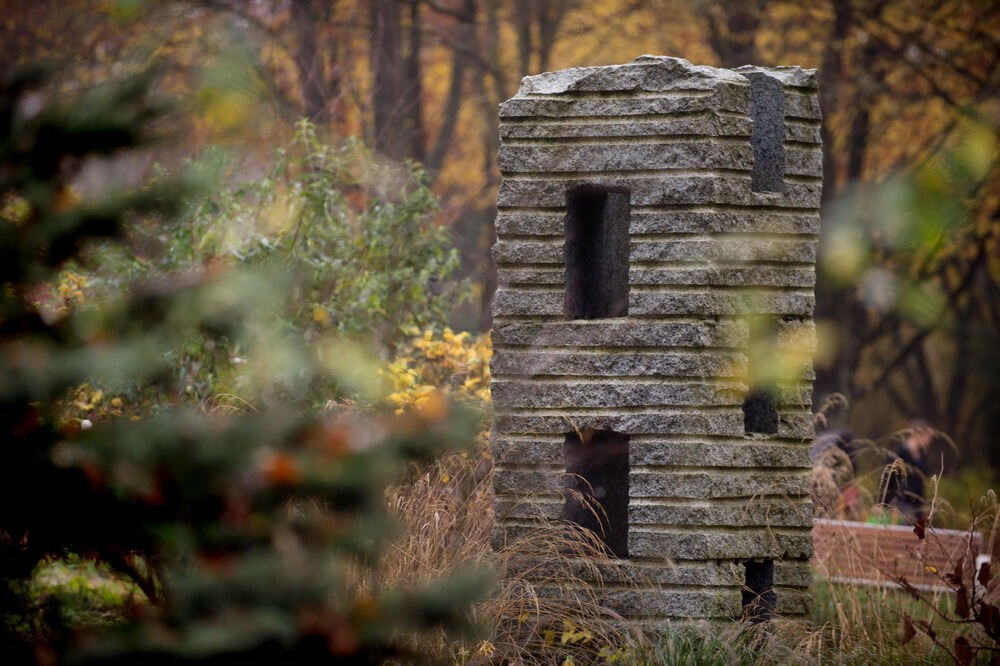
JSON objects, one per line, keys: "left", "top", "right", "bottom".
{"left": 6, "top": 0, "right": 997, "bottom": 470}
{"left": 2, "top": 0, "right": 999, "bottom": 663}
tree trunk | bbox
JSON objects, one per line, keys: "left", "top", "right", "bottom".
{"left": 369, "top": 0, "right": 406, "bottom": 159}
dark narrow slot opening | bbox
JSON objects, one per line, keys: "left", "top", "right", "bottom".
{"left": 743, "top": 391, "right": 779, "bottom": 435}
{"left": 562, "top": 428, "right": 629, "bottom": 558}
{"left": 742, "top": 559, "right": 776, "bottom": 623}
{"left": 744, "top": 315, "right": 780, "bottom": 435}
{"left": 564, "top": 184, "right": 630, "bottom": 319}
{"left": 745, "top": 72, "right": 786, "bottom": 193}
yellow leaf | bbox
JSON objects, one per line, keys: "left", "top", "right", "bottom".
{"left": 312, "top": 305, "right": 330, "bottom": 327}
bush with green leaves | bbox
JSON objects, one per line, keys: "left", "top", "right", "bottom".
{"left": 0, "top": 67, "right": 489, "bottom": 664}
{"left": 162, "top": 120, "right": 467, "bottom": 354}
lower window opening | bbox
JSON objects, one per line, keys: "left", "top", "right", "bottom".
{"left": 562, "top": 428, "right": 629, "bottom": 558}
{"left": 742, "top": 559, "right": 776, "bottom": 623}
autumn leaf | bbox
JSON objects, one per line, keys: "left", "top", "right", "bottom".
{"left": 956, "top": 587, "right": 970, "bottom": 619}
{"left": 913, "top": 516, "right": 927, "bottom": 540}
{"left": 899, "top": 614, "right": 916, "bottom": 645}
{"left": 954, "top": 636, "right": 974, "bottom": 665}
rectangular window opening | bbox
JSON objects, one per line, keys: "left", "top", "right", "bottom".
{"left": 746, "top": 72, "right": 786, "bottom": 194}
{"left": 564, "top": 184, "right": 630, "bottom": 319}
{"left": 562, "top": 428, "right": 629, "bottom": 558}
{"left": 742, "top": 559, "right": 776, "bottom": 623}
{"left": 743, "top": 390, "right": 779, "bottom": 435}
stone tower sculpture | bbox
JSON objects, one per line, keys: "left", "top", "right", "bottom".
{"left": 490, "top": 56, "right": 821, "bottom": 624}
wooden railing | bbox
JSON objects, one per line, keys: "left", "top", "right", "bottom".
{"left": 812, "top": 518, "right": 990, "bottom": 592}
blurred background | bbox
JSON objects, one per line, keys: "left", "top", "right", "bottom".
{"left": 3, "top": 0, "right": 998, "bottom": 507}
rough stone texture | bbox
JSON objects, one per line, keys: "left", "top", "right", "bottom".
{"left": 496, "top": 210, "right": 820, "bottom": 236}
{"left": 490, "top": 55, "right": 820, "bottom": 623}
{"left": 492, "top": 438, "right": 812, "bottom": 467}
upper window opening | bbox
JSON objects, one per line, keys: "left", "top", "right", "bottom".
{"left": 564, "top": 184, "right": 630, "bottom": 319}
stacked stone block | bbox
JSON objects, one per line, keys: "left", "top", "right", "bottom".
{"left": 490, "top": 55, "right": 821, "bottom": 623}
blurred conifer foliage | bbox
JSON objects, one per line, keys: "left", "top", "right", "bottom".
{"left": 0, "top": 68, "right": 489, "bottom": 663}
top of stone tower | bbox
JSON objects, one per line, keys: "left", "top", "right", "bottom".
{"left": 514, "top": 55, "right": 816, "bottom": 97}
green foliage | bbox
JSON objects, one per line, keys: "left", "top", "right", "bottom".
{"left": 0, "top": 68, "right": 489, "bottom": 664}
{"left": 165, "top": 119, "right": 467, "bottom": 354}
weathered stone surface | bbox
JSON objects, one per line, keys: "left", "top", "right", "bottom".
{"left": 490, "top": 54, "right": 821, "bottom": 622}
{"left": 786, "top": 146, "right": 824, "bottom": 177}
{"left": 627, "top": 266, "right": 816, "bottom": 288}
{"left": 495, "top": 210, "right": 820, "bottom": 236}
{"left": 491, "top": 350, "right": 746, "bottom": 378}
{"left": 628, "top": 499, "right": 813, "bottom": 528}
{"left": 492, "top": 380, "right": 811, "bottom": 409}
{"left": 497, "top": 176, "right": 821, "bottom": 208}
{"left": 774, "top": 588, "right": 811, "bottom": 615}
{"left": 628, "top": 528, "right": 813, "bottom": 560}
{"left": 493, "top": 381, "right": 747, "bottom": 409}
{"left": 782, "top": 92, "right": 823, "bottom": 120}
{"left": 629, "top": 239, "right": 818, "bottom": 263}
{"left": 498, "top": 266, "right": 816, "bottom": 288}
{"left": 493, "top": 495, "right": 813, "bottom": 527}
{"left": 629, "top": 471, "right": 810, "bottom": 499}
{"left": 502, "top": 555, "right": 744, "bottom": 587}
{"left": 494, "top": 239, "right": 817, "bottom": 265}
{"left": 628, "top": 440, "right": 811, "bottom": 467}
{"left": 500, "top": 115, "right": 751, "bottom": 140}
{"left": 736, "top": 64, "right": 818, "bottom": 90}
{"left": 492, "top": 288, "right": 815, "bottom": 317}
{"left": 785, "top": 123, "right": 822, "bottom": 144}
{"left": 774, "top": 559, "right": 813, "bottom": 588}
{"left": 492, "top": 438, "right": 811, "bottom": 467}
{"left": 593, "top": 587, "right": 741, "bottom": 618}
{"left": 494, "top": 410, "right": 815, "bottom": 439}
{"left": 491, "top": 320, "right": 748, "bottom": 348}
{"left": 518, "top": 56, "right": 748, "bottom": 96}
{"left": 499, "top": 142, "right": 754, "bottom": 173}
{"left": 493, "top": 469, "right": 561, "bottom": 495}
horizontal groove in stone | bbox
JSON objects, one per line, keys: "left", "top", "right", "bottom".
{"left": 492, "top": 289, "right": 815, "bottom": 317}
{"left": 493, "top": 239, "right": 817, "bottom": 265}
{"left": 518, "top": 89, "right": 718, "bottom": 100}
{"left": 494, "top": 496, "right": 812, "bottom": 528}
{"left": 504, "top": 556, "right": 745, "bottom": 587}
{"left": 494, "top": 411, "right": 814, "bottom": 438}
{"left": 783, "top": 91, "right": 822, "bottom": 120}
{"left": 499, "top": 96, "right": 743, "bottom": 120}
{"left": 774, "top": 560, "right": 813, "bottom": 588}
{"left": 497, "top": 266, "right": 816, "bottom": 289}
{"left": 492, "top": 438, "right": 811, "bottom": 467}
{"left": 500, "top": 117, "right": 752, "bottom": 139}
{"left": 494, "top": 468, "right": 810, "bottom": 500}
{"left": 629, "top": 470, "right": 811, "bottom": 499}
{"left": 492, "top": 380, "right": 811, "bottom": 409}
{"left": 491, "top": 349, "right": 746, "bottom": 378}
{"left": 498, "top": 176, "right": 821, "bottom": 208}
{"left": 492, "top": 320, "right": 748, "bottom": 348}
{"left": 628, "top": 528, "right": 813, "bottom": 560}
{"left": 496, "top": 210, "right": 820, "bottom": 236}
{"left": 499, "top": 143, "right": 754, "bottom": 173}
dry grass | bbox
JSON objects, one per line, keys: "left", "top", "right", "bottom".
{"left": 375, "top": 416, "right": 998, "bottom": 664}
{"left": 379, "top": 431, "right": 646, "bottom": 663}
